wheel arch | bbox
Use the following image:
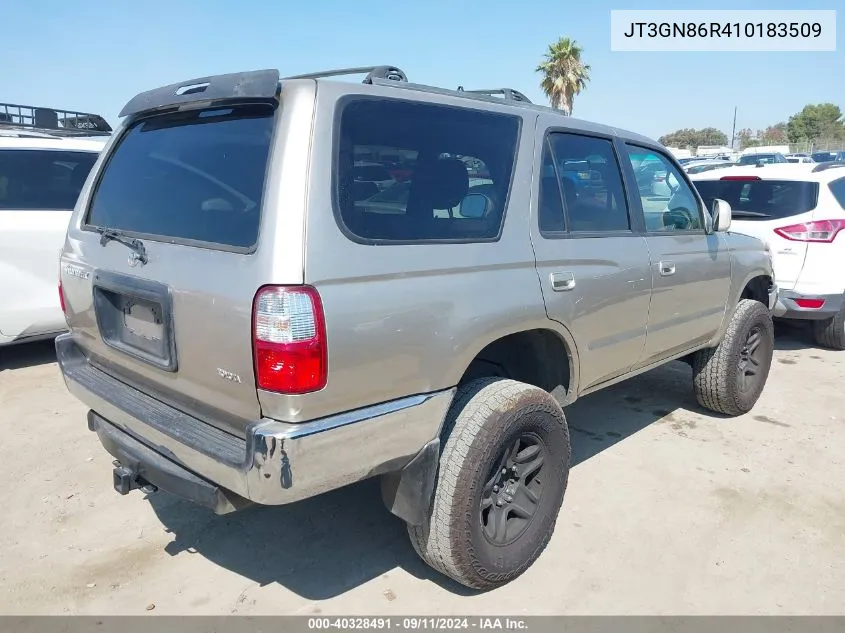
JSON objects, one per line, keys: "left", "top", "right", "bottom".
{"left": 451, "top": 320, "right": 581, "bottom": 407}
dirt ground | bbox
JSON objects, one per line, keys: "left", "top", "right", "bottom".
{"left": 1, "top": 323, "right": 843, "bottom": 615}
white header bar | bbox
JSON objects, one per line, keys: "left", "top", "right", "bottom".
{"left": 610, "top": 10, "right": 836, "bottom": 52}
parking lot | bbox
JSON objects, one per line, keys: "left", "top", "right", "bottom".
{"left": 1, "top": 323, "right": 843, "bottom": 615}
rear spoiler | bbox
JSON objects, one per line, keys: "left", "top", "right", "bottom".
{"left": 119, "top": 69, "right": 281, "bottom": 118}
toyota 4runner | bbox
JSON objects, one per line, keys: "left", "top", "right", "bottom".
{"left": 56, "top": 66, "right": 777, "bottom": 590}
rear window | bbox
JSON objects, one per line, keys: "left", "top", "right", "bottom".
{"left": 335, "top": 98, "right": 520, "bottom": 242}
{"left": 0, "top": 150, "right": 98, "bottom": 210}
{"left": 694, "top": 179, "right": 819, "bottom": 220}
{"left": 86, "top": 104, "right": 274, "bottom": 249}
{"left": 353, "top": 164, "right": 392, "bottom": 182}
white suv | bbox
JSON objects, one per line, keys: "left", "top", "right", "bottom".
{"left": 692, "top": 163, "right": 845, "bottom": 349}
{"left": 0, "top": 103, "right": 108, "bottom": 346}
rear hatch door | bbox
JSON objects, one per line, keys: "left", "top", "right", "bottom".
{"left": 61, "top": 102, "right": 283, "bottom": 437}
{"left": 694, "top": 176, "right": 819, "bottom": 290}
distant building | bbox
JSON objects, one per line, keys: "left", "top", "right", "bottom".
{"left": 665, "top": 147, "right": 692, "bottom": 159}
{"left": 696, "top": 145, "right": 733, "bottom": 157}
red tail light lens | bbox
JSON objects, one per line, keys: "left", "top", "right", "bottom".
{"left": 774, "top": 219, "right": 845, "bottom": 243}
{"left": 58, "top": 282, "right": 67, "bottom": 315}
{"left": 252, "top": 285, "right": 327, "bottom": 394}
{"left": 794, "top": 298, "right": 825, "bottom": 309}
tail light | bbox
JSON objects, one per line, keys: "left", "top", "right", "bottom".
{"left": 774, "top": 219, "right": 845, "bottom": 243}
{"left": 252, "top": 285, "right": 327, "bottom": 394}
{"left": 58, "top": 282, "right": 67, "bottom": 315}
{"left": 794, "top": 298, "right": 825, "bottom": 309}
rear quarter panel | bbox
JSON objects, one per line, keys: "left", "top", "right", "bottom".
{"left": 0, "top": 208, "right": 71, "bottom": 339}
{"left": 258, "top": 83, "right": 578, "bottom": 422}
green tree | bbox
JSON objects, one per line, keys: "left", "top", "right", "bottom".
{"left": 659, "top": 127, "right": 728, "bottom": 150}
{"left": 536, "top": 37, "right": 591, "bottom": 115}
{"left": 787, "top": 104, "right": 845, "bottom": 143}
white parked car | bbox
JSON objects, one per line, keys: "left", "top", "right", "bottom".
{"left": 0, "top": 103, "right": 108, "bottom": 346}
{"left": 785, "top": 153, "right": 815, "bottom": 164}
{"left": 692, "top": 163, "right": 845, "bottom": 348}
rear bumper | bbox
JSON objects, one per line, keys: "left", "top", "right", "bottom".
{"left": 56, "top": 334, "right": 453, "bottom": 512}
{"left": 773, "top": 290, "right": 844, "bottom": 321}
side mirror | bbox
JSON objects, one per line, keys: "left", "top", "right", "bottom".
{"left": 459, "top": 193, "right": 490, "bottom": 218}
{"left": 713, "top": 198, "right": 732, "bottom": 232}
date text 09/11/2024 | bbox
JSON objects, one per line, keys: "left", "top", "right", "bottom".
{"left": 307, "top": 618, "right": 528, "bottom": 630}
{"left": 622, "top": 21, "right": 823, "bottom": 38}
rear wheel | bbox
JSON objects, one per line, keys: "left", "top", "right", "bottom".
{"left": 408, "top": 378, "right": 570, "bottom": 590}
{"left": 813, "top": 302, "right": 845, "bottom": 350}
{"left": 692, "top": 299, "right": 774, "bottom": 416}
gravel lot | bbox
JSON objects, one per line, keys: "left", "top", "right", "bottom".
{"left": 1, "top": 323, "right": 843, "bottom": 615}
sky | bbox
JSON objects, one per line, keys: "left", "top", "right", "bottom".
{"left": 2, "top": 0, "right": 843, "bottom": 142}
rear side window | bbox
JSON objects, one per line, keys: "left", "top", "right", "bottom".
{"left": 0, "top": 150, "right": 98, "bottom": 210}
{"left": 539, "top": 132, "right": 631, "bottom": 234}
{"left": 86, "top": 104, "right": 274, "bottom": 250}
{"left": 335, "top": 98, "right": 520, "bottom": 242}
{"left": 694, "top": 179, "right": 819, "bottom": 221}
{"left": 830, "top": 178, "right": 845, "bottom": 209}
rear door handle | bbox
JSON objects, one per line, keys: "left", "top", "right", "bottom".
{"left": 659, "top": 261, "right": 676, "bottom": 276}
{"left": 550, "top": 271, "right": 576, "bottom": 292}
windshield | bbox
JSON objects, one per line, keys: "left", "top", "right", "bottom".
{"left": 85, "top": 104, "right": 274, "bottom": 249}
{"left": 694, "top": 179, "right": 819, "bottom": 221}
{"left": 738, "top": 154, "right": 777, "bottom": 165}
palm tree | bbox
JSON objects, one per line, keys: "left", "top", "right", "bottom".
{"left": 536, "top": 37, "right": 591, "bottom": 116}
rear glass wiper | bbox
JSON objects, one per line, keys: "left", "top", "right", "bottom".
{"left": 96, "top": 228, "right": 148, "bottom": 265}
{"left": 730, "top": 210, "right": 771, "bottom": 218}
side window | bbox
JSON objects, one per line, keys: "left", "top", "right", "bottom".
{"left": 540, "top": 132, "right": 630, "bottom": 234}
{"left": 625, "top": 146, "right": 703, "bottom": 233}
{"left": 335, "top": 99, "right": 520, "bottom": 242}
{"left": 0, "top": 150, "right": 98, "bottom": 211}
{"left": 538, "top": 139, "right": 566, "bottom": 233}
{"left": 830, "top": 178, "right": 845, "bottom": 209}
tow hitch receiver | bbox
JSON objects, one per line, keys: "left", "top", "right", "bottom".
{"left": 112, "top": 462, "right": 157, "bottom": 496}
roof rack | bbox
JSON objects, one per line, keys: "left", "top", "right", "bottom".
{"left": 812, "top": 162, "right": 845, "bottom": 172}
{"left": 456, "top": 87, "right": 533, "bottom": 104}
{"left": 0, "top": 102, "right": 112, "bottom": 136}
{"left": 284, "top": 65, "right": 408, "bottom": 84}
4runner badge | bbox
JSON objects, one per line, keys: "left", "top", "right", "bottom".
{"left": 62, "top": 264, "right": 90, "bottom": 280}
{"left": 217, "top": 368, "right": 242, "bottom": 384}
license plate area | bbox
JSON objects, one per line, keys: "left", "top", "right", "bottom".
{"left": 92, "top": 270, "right": 177, "bottom": 372}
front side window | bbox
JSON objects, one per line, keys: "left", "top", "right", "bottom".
{"left": 335, "top": 98, "right": 520, "bottom": 242}
{"left": 538, "top": 132, "right": 630, "bottom": 234}
{"left": 626, "top": 146, "right": 703, "bottom": 232}
{"left": 0, "top": 149, "right": 98, "bottom": 210}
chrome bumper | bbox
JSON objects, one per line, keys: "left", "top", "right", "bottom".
{"left": 55, "top": 334, "right": 454, "bottom": 510}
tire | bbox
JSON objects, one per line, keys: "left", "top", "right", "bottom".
{"left": 813, "top": 304, "right": 845, "bottom": 350}
{"left": 692, "top": 299, "right": 774, "bottom": 416}
{"left": 408, "top": 378, "right": 571, "bottom": 590}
